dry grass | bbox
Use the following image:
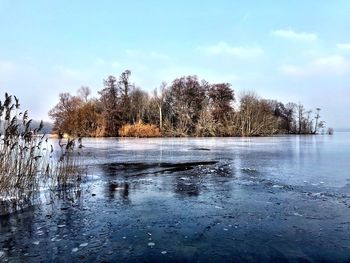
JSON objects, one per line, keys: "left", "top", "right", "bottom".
{"left": 119, "top": 122, "right": 161, "bottom": 137}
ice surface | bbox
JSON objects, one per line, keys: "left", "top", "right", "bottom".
{"left": 1, "top": 134, "right": 350, "bottom": 262}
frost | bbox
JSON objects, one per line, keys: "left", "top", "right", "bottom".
{"left": 272, "top": 185, "right": 283, "bottom": 188}
{"left": 36, "top": 231, "right": 44, "bottom": 236}
{"left": 293, "top": 212, "right": 303, "bottom": 217}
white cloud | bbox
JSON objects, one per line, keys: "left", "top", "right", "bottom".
{"left": 337, "top": 43, "right": 350, "bottom": 51}
{"left": 313, "top": 55, "right": 350, "bottom": 72}
{"left": 281, "top": 55, "right": 350, "bottom": 77}
{"left": 199, "top": 41, "right": 264, "bottom": 58}
{"left": 271, "top": 29, "right": 318, "bottom": 42}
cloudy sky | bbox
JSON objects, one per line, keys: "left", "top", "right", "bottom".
{"left": 0, "top": 1, "right": 349, "bottom": 128}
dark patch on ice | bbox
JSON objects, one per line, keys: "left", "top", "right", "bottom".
{"left": 189, "top": 147, "right": 211, "bottom": 151}
{"left": 241, "top": 167, "right": 259, "bottom": 175}
{"left": 99, "top": 161, "right": 218, "bottom": 176}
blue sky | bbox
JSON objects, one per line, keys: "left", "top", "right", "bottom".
{"left": 0, "top": 0, "right": 350, "bottom": 128}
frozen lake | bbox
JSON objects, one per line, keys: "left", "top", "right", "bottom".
{"left": 1, "top": 134, "right": 350, "bottom": 262}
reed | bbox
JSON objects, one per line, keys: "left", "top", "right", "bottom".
{"left": 0, "top": 93, "right": 84, "bottom": 214}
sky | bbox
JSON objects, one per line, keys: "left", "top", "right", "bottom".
{"left": 0, "top": 0, "right": 349, "bottom": 128}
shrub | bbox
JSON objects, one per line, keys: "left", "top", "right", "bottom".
{"left": 119, "top": 122, "right": 161, "bottom": 137}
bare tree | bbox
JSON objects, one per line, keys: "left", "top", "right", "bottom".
{"left": 238, "top": 92, "right": 278, "bottom": 136}
{"left": 208, "top": 83, "right": 234, "bottom": 123}
{"left": 285, "top": 102, "right": 297, "bottom": 133}
{"left": 195, "top": 98, "right": 216, "bottom": 137}
{"left": 167, "top": 76, "right": 207, "bottom": 135}
{"left": 77, "top": 86, "right": 91, "bottom": 102}
{"left": 314, "top": 108, "right": 321, "bottom": 134}
{"left": 154, "top": 82, "right": 167, "bottom": 130}
{"left": 99, "top": 75, "right": 121, "bottom": 136}
{"left": 130, "top": 87, "right": 149, "bottom": 123}
{"left": 297, "top": 103, "right": 305, "bottom": 134}
{"left": 118, "top": 70, "right": 133, "bottom": 122}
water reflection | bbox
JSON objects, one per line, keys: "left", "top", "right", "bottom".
{"left": 97, "top": 161, "right": 224, "bottom": 200}
{"left": 107, "top": 182, "right": 130, "bottom": 201}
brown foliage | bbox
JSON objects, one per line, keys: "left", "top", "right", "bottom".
{"left": 49, "top": 92, "right": 102, "bottom": 137}
{"left": 119, "top": 122, "right": 161, "bottom": 137}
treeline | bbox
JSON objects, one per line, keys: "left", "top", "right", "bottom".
{"left": 49, "top": 70, "right": 325, "bottom": 137}
{"left": 0, "top": 120, "right": 53, "bottom": 134}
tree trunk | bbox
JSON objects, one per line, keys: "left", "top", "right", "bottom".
{"left": 159, "top": 105, "right": 162, "bottom": 130}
